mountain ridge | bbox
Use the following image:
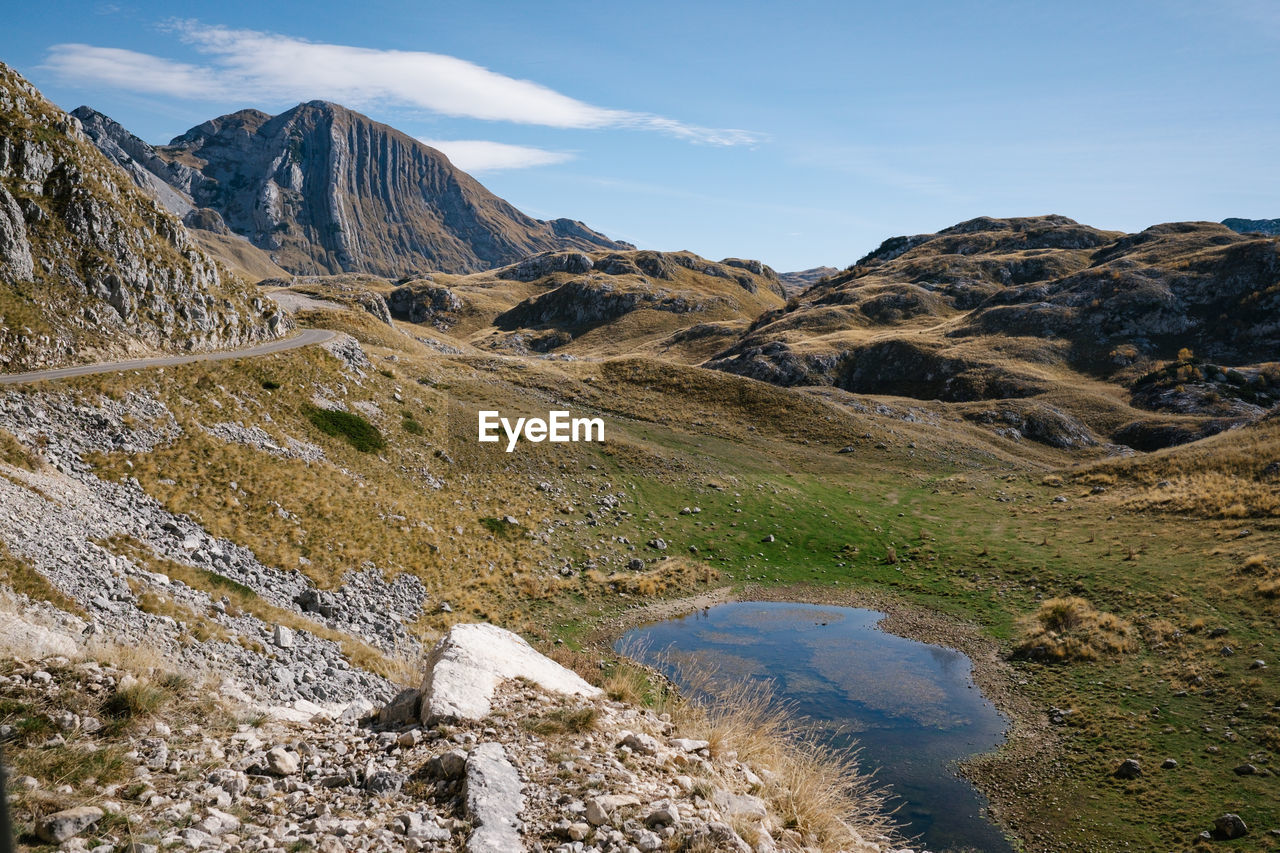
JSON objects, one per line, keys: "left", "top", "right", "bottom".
{"left": 74, "top": 100, "right": 632, "bottom": 279}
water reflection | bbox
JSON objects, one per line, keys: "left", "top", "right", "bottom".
{"left": 618, "top": 601, "right": 1014, "bottom": 853}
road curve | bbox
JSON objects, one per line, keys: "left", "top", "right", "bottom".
{"left": 0, "top": 329, "right": 336, "bottom": 386}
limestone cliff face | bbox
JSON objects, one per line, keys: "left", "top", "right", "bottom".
{"left": 78, "top": 101, "right": 631, "bottom": 277}
{"left": 0, "top": 64, "right": 287, "bottom": 371}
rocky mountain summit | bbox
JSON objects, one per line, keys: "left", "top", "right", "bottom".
{"left": 776, "top": 266, "right": 840, "bottom": 297}
{"left": 75, "top": 101, "right": 630, "bottom": 279}
{"left": 0, "top": 64, "right": 287, "bottom": 371}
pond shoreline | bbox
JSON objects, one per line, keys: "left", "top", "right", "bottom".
{"left": 591, "top": 583, "right": 1058, "bottom": 852}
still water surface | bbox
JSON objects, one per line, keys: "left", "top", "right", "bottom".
{"left": 618, "top": 601, "right": 1014, "bottom": 853}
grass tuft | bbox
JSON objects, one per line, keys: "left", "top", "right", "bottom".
{"left": 522, "top": 706, "right": 598, "bottom": 735}
{"left": 1013, "top": 596, "right": 1136, "bottom": 662}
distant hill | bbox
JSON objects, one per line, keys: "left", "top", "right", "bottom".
{"left": 1223, "top": 217, "right": 1280, "bottom": 236}
{"left": 707, "top": 215, "right": 1280, "bottom": 450}
{"left": 0, "top": 64, "right": 285, "bottom": 371}
{"left": 273, "top": 249, "right": 784, "bottom": 363}
{"left": 777, "top": 266, "right": 841, "bottom": 297}
{"left": 74, "top": 101, "right": 631, "bottom": 279}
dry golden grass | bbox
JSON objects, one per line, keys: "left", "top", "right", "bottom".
{"left": 1256, "top": 577, "right": 1280, "bottom": 599}
{"left": 1242, "top": 553, "right": 1271, "bottom": 574}
{"left": 557, "top": 645, "right": 897, "bottom": 851}
{"left": 587, "top": 556, "right": 719, "bottom": 598}
{"left": 1122, "top": 473, "right": 1280, "bottom": 518}
{"left": 667, "top": 667, "right": 898, "bottom": 850}
{"left": 1013, "top": 596, "right": 1137, "bottom": 662}
{"left": 1080, "top": 416, "right": 1280, "bottom": 518}
{"left": 0, "top": 428, "right": 42, "bottom": 470}
{"left": 0, "top": 540, "right": 86, "bottom": 617}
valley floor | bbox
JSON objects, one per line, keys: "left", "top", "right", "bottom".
{"left": 1, "top": 305, "right": 1278, "bottom": 852}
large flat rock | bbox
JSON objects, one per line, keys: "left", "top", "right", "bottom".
{"left": 420, "top": 622, "right": 600, "bottom": 723}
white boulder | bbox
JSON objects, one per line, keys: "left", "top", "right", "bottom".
{"left": 420, "top": 623, "right": 600, "bottom": 723}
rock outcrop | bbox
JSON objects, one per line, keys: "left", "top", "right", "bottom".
{"left": 418, "top": 623, "right": 600, "bottom": 723}
{"left": 1223, "top": 217, "right": 1280, "bottom": 236}
{"left": 74, "top": 102, "right": 632, "bottom": 277}
{"left": 0, "top": 64, "right": 287, "bottom": 371}
{"left": 707, "top": 214, "right": 1280, "bottom": 449}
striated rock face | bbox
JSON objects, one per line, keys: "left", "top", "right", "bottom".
{"left": 76, "top": 101, "right": 631, "bottom": 277}
{"left": 0, "top": 64, "right": 287, "bottom": 371}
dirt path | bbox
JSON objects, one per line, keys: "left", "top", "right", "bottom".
{"left": 0, "top": 328, "right": 335, "bottom": 386}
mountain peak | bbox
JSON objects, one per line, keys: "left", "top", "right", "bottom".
{"left": 78, "top": 100, "right": 629, "bottom": 277}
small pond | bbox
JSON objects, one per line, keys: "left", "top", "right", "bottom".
{"left": 618, "top": 601, "right": 1014, "bottom": 853}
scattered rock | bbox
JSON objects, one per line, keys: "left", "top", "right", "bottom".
{"left": 272, "top": 624, "right": 294, "bottom": 649}
{"left": 1114, "top": 758, "right": 1142, "bottom": 779}
{"left": 37, "top": 806, "right": 104, "bottom": 843}
{"left": 264, "top": 746, "right": 300, "bottom": 776}
{"left": 1215, "top": 813, "right": 1248, "bottom": 839}
{"left": 586, "top": 794, "right": 641, "bottom": 826}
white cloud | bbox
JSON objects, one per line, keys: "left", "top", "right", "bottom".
{"left": 417, "top": 139, "right": 573, "bottom": 173}
{"left": 42, "top": 21, "right": 760, "bottom": 146}
{"left": 43, "top": 44, "right": 225, "bottom": 99}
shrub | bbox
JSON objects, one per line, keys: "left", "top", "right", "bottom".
{"left": 261, "top": 379, "right": 281, "bottom": 390}
{"left": 1013, "top": 597, "right": 1136, "bottom": 662}
{"left": 302, "top": 404, "right": 386, "bottom": 452}
{"left": 402, "top": 415, "right": 425, "bottom": 436}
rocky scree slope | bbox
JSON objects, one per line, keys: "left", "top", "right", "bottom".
{"left": 708, "top": 215, "right": 1280, "bottom": 449}
{"left": 75, "top": 102, "right": 631, "bottom": 278}
{"left": 0, "top": 64, "right": 287, "bottom": 372}
{"left": 0, "top": 369, "right": 423, "bottom": 707}
{"left": 1, "top": 614, "right": 905, "bottom": 853}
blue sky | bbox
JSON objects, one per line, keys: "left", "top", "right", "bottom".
{"left": 3, "top": 1, "right": 1277, "bottom": 270}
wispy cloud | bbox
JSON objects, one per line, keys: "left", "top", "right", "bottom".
{"left": 418, "top": 139, "right": 573, "bottom": 173}
{"left": 42, "top": 21, "right": 760, "bottom": 146}
{"left": 788, "top": 144, "right": 956, "bottom": 199}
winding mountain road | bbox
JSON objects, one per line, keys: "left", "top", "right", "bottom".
{"left": 0, "top": 329, "right": 336, "bottom": 386}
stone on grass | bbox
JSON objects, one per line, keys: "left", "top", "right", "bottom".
{"left": 1113, "top": 758, "right": 1142, "bottom": 779}
{"left": 1215, "top": 813, "right": 1248, "bottom": 839}
{"left": 37, "top": 806, "right": 104, "bottom": 843}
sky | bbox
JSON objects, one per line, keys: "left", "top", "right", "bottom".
{"left": 3, "top": 1, "right": 1278, "bottom": 271}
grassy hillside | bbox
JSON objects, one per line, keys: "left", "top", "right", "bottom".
{"left": 1, "top": 296, "right": 1257, "bottom": 851}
